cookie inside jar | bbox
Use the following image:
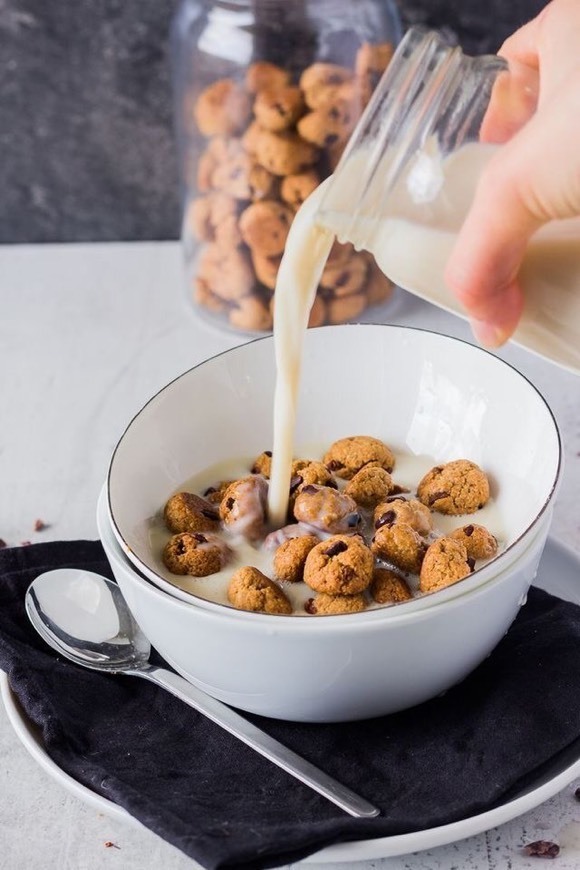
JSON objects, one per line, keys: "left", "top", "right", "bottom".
{"left": 150, "top": 439, "right": 505, "bottom": 616}
{"left": 181, "top": 42, "right": 397, "bottom": 333}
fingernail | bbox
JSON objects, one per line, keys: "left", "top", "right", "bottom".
{"left": 470, "top": 319, "right": 509, "bottom": 348}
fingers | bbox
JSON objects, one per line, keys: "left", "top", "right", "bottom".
{"left": 446, "top": 75, "right": 580, "bottom": 347}
{"left": 500, "top": 0, "right": 580, "bottom": 101}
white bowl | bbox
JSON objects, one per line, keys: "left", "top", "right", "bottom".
{"left": 98, "top": 485, "right": 552, "bottom": 722}
{"left": 107, "top": 324, "right": 561, "bottom": 613}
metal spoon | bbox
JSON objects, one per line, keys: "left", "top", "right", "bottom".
{"left": 25, "top": 568, "right": 379, "bottom": 819}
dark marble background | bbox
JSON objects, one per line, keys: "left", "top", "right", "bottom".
{"left": 0, "top": 0, "right": 547, "bottom": 243}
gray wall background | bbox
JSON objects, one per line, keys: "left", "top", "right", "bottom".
{"left": 0, "top": 0, "right": 546, "bottom": 243}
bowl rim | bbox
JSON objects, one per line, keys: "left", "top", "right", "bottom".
{"left": 106, "top": 323, "right": 562, "bottom": 616}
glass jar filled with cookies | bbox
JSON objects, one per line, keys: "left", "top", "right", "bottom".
{"left": 171, "top": 0, "right": 402, "bottom": 333}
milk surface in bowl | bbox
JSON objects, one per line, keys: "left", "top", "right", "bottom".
{"left": 107, "top": 323, "right": 561, "bottom": 612}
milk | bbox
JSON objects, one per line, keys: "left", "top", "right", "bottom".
{"left": 267, "top": 180, "right": 334, "bottom": 528}
{"left": 153, "top": 451, "right": 505, "bottom": 612}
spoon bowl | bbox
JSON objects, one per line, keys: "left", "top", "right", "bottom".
{"left": 26, "top": 568, "right": 150, "bottom": 671}
{"left": 24, "top": 568, "right": 379, "bottom": 819}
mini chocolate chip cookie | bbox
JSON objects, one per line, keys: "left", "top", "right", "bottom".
{"left": 252, "top": 252, "right": 281, "bottom": 289}
{"left": 280, "top": 171, "right": 320, "bottom": 210}
{"left": 202, "top": 480, "right": 235, "bottom": 505}
{"left": 219, "top": 476, "right": 268, "bottom": 540}
{"left": 344, "top": 466, "right": 394, "bottom": 508}
{"left": 297, "top": 99, "right": 357, "bottom": 148}
{"left": 299, "top": 63, "right": 353, "bottom": 93}
{"left": 245, "top": 61, "right": 291, "bottom": 94}
{"left": 371, "top": 523, "right": 427, "bottom": 574}
{"left": 188, "top": 192, "right": 244, "bottom": 248}
{"left": 251, "top": 450, "right": 273, "bottom": 478}
{"left": 417, "top": 459, "right": 490, "bottom": 515}
{"left": 325, "top": 292, "right": 367, "bottom": 325}
{"left": 370, "top": 567, "right": 412, "bottom": 605}
{"left": 449, "top": 523, "right": 498, "bottom": 560}
{"left": 273, "top": 534, "right": 319, "bottom": 583}
{"left": 198, "top": 243, "right": 255, "bottom": 302}
{"left": 254, "top": 129, "right": 318, "bottom": 176}
{"left": 304, "top": 534, "right": 374, "bottom": 594}
{"left": 324, "top": 435, "right": 395, "bottom": 479}
{"left": 374, "top": 498, "right": 433, "bottom": 537}
{"left": 163, "top": 492, "right": 220, "bottom": 534}
{"left": 194, "top": 79, "right": 252, "bottom": 137}
{"left": 307, "top": 592, "right": 367, "bottom": 615}
{"left": 229, "top": 296, "right": 273, "bottom": 332}
{"left": 293, "top": 484, "right": 361, "bottom": 533}
{"left": 419, "top": 536, "right": 473, "bottom": 593}
{"left": 163, "top": 532, "right": 230, "bottom": 577}
{"left": 194, "top": 278, "right": 228, "bottom": 314}
{"left": 290, "top": 459, "right": 335, "bottom": 493}
{"left": 254, "top": 86, "right": 305, "bottom": 132}
{"left": 319, "top": 252, "right": 369, "bottom": 298}
{"left": 227, "top": 566, "right": 292, "bottom": 614}
{"left": 239, "top": 200, "right": 294, "bottom": 256}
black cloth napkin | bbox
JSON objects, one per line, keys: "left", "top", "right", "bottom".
{"left": 2, "top": 541, "right": 580, "bottom": 870}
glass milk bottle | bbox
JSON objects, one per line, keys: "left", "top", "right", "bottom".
{"left": 316, "top": 27, "right": 580, "bottom": 375}
{"left": 170, "top": 0, "right": 403, "bottom": 335}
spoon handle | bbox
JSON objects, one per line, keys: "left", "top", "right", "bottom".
{"left": 135, "top": 664, "right": 379, "bottom": 819}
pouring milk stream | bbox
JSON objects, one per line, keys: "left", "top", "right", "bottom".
{"left": 267, "top": 139, "right": 580, "bottom": 526}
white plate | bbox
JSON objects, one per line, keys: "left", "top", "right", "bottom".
{"left": 2, "top": 536, "right": 580, "bottom": 864}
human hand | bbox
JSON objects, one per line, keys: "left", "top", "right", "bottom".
{"left": 444, "top": 0, "right": 580, "bottom": 347}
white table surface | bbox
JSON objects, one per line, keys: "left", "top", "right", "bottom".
{"left": 2, "top": 240, "right": 580, "bottom": 870}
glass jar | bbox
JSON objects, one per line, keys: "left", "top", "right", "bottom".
{"left": 317, "top": 26, "right": 580, "bottom": 374}
{"left": 170, "top": 0, "right": 402, "bottom": 334}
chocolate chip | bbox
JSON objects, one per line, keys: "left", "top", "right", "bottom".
{"left": 327, "top": 460, "right": 343, "bottom": 471}
{"left": 193, "top": 534, "right": 208, "bottom": 544}
{"left": 427, "top": 490, "right": 448, "bottom": 506}
{"left": 264, "top": 450, "right": 272, "bottom": 457}
{"left": 176, "top": 539, "right": 186, "bottom": 555}
{"left": 34, "top": 519, "right": 48, "bottom": 532}
{"left": 324, "top": 133, "right": 339, "bottom": 146}
{"left": 304, "top": 598, "right": 317, "bottom": 614}
{"left": 289, "top": 475, "right": 303, "bottom": 494}
{"left": 467, "top": 557, "right": 476, "bottom": 572}
{"left": 225, "top": 497, "right": 235, "bottom": 510}
{"left": 324, "top": 540, "right": 348, "bottom": 557}
{"left": 203, "top": 486, "right": 217, "bottom": 496}
{"left": 346, "top": 512, "right": 361, "bottom": 528}
{"left": 523, "top": 840, "right": 560, "bottom": 858}
{"left": 327, "top": 478, "right": 338, "bottom": 489}
{"left": 385, "top": 494, "right": 406, "bottom": 503}
{"left": 375, "top": 510, "right": 396, "bottom": 529}
{"left": 390, "top": 484, "right": 409, "bottom": 495}
{"left": 328, "top": 106, "right": 340, "bottom": 120}
{"left": 301, "top": 484, "right": 319, "bottom": 495}
{"left": 201, "top": 509, "right": 220, "bottom": 521}
{"left": 464, "top": 524, "right": 475, "bottom": 536}
{"left": 335, "top": 271, "right": 349, "bottom": 287}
